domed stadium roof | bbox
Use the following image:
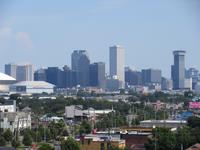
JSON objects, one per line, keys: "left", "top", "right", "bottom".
{"left": 0, "top": 72, "right": 16, "bottom": 81}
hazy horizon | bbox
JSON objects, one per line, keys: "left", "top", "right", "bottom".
{"left": 0, "top": 0, "right": 200, "bottom": 78}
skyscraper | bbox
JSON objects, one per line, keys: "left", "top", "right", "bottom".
{"left": 109, "top": 45, "right": 125, "bottom": 88}
{"left": 89, "top": 62, "right": 106, "bottom": 88}
{"left": 142, "top": 69, "right": 162, "bottom": 85}
{"left": 125, "top": 67, "right": 142, "bottom": 86}
{"left": 171, "top": 50, "right": 186, "bottom": 90}
{"left": 5, "top": 63, "right": 33, "bottom": 81}
{"left": 71, "top": 50, "right": 90, "bottom": 87}
{"left": 5, "top": 63, "right": 17, "bottom": 79}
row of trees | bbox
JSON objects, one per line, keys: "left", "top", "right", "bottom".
{"left": 145, "top": 116, "right": 200, "bottom": 150}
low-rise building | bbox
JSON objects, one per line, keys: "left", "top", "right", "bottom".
{"left": 0, "top": 100, "right": 16, "bottom": 112}
{"left": 10, "top": 81, "right": 55, "bottom": 94}
{"left": 0, "top": 111, "right": 31, "bottom": 132}
{"left": 64, "top": 105, "right": 114, "bottom": 122}
{"left": 79, "top": 134, "right": 125, "bottom": 150}
{"left": 140, "top": 120, "right": 187, "bottom": 128}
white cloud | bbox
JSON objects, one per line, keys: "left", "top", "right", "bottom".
{"left": 15, "top": 32, "right": 33, "bottom": 49}
{"left": 0, "top": 27, "right": 33, "bottom": 50}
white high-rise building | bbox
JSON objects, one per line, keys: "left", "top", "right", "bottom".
{"left": 109, "top": 45, "right": 125, "bottom": 88}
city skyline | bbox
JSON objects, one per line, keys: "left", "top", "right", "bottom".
{"left": 0, "top": 0, "right": 200, "bottom": 77}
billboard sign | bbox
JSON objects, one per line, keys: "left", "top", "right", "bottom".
{"left": 189, "top": 102, "right": 200, "bottom": 109}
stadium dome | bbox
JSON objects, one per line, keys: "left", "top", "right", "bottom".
{"left": 0, "top": 72, "right": 16, "bottom": 93}
{"left": 0, "top": 72, "right": 16, "bottom": 81}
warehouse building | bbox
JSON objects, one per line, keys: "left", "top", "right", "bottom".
{"left": 10, "top": 81, "right": 55, "bottom": 94}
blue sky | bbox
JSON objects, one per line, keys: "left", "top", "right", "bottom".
{"left": 0, "top": 0, "right": 199, "bottom": 77}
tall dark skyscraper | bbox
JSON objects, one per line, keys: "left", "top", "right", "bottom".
{"left": 141, "top": 69, "right": 162, "bottom": 85}
{"left": 71, "top": 50, "right": 90, "bottom": 87}
{"left": 34, "top": 68, "right": 46, "bottom": 81}
{"left": 45, "top": 67, "right": 64, "bottom": 88}
{"left": 171, "top": 50, "right": 186, "bottom": 90}
{"left": 125, "top": 67, "right": 142, "bottom": 86}
{"left": 89, "top": 62, "right": 106, "bottom": 88}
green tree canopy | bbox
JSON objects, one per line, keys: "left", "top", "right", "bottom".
{"left": 61, "top": 137, "right": 80, "bottom": 150}
{"left": 38, "top": 143, "right": 54, "bottom": 150}
{"left": 3, "top": 129, "right": 13, "bottom": 142}
{"left": 23, "top": 131, "right": 33, "bottom": 146}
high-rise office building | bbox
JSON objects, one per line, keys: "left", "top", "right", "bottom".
{"left": 125, "top": 67, "right": 142, "bottom": 86}
{"left": 171, "top": 50, "right": 186, "bottom": 90}
{"left": 142, "top": 69, "right": 162, "bottom": 85}
{"left": 45, "top": 67, "right": 64, "bottom": 88}
{"left": 89, "top": 62, "right": 106, "bottom": 88}
{"left": 185, "top": 68, "right": 200, "bottom": 89}
{"left": 109, "top": 45, "right": 125, "bottom": 88}
{"left": 71, "top": 50, "right": 90, "bottom": 87}
{"left": 5, "top": 63, "right": 17, "bottom": 79}
{"left": 34, "top": 68, "right": 47, "bottom": 81}
{"left": 5, "top": 63, "right": 33, "bottom": 81}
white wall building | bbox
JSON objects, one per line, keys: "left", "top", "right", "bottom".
{"left": 0, "top": 100, "right": 16, "bottom": 112}
{"left": 0, "top": 112, "right": 31, "bottom": 132}
{"left": 10, "top": 81, "right": 55, "bottom": 94}
{"left": 109, "top": 45, "right": 125, "bottom": 88}
{"left": 185, "top": 78, "right": 192, "bottom": 90}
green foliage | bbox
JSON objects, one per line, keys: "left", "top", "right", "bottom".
{"left": 145, "top": 127, "right": 200, "bottom": 150}
{"left": 3, "top": 129, "right": 13, "bottom": 142}
{"left": 23, "top": 130, "right": 33, "bottom": 146}
{"left": 11, "top": 139, "right": 20, "bottom": 148}
{"left": 61, "top": 137, "right": 80, "bottom": 150}
{"left": 96, "top": 111, "right": 127, "bottom": 130}
{"left": 49, "top": 120, "right": 65, "bottom": 139}
{"left": 187, "top": 116, "right": 200, "bottom": 128}
{"left": 0, "top": 136, "right": 6, "bottom": 146}
{"left": 79, "top": 120, "right": 92, "bottom": 135}
{"left": 38, "top": 143, "right": 54, "bottom": 150}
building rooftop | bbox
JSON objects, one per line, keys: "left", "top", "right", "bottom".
{"left": 12, "top": 81, "right": 55, "bottom": 88}
{"left": 173, "top": 50, "right": 186, "bottom": 55}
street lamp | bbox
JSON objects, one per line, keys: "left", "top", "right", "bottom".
{"left": 153, "top": 125, "right": 157, "bottom": 150}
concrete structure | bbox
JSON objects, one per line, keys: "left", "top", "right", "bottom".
{"left": 0, "top": 72, "right": 16, "bottom": 93}
{"left": 140, "top": 120, "right": 187, "bottom": 128}
{"left": 0, "top": 111, "right": 31, "bottom": 132}
{"left": 89, "top": 62, "right": 106, "bottom": 89}
{"left": 171, "top": 50, "right": 186, "bottom": 90}
{"left": 64, "top": 105, "right": 86, "bottom": 120}
{"left": 10, "top": 81, "right": 55, "bottom": 94}
{"left": 5, "top": 63, "right": 33, "bottom": 81}
{"left": 109, "top": 45, "right": 125, "bottom": 88}
{"left": 65, "top": 105, "right": 114, "bottom": 121}
{"left": 0, "top": 100, "right": 16, "bottom": 112}
{"left": 71, "top": 50, "right": 90, "bottom": 87}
